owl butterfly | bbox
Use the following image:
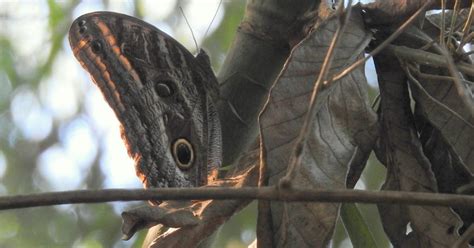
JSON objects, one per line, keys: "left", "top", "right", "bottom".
{"left": 69, "top": 12, "right": 222, "bottom": 189}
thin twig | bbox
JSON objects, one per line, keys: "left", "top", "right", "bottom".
{"left": 1, "top": 186, "right": 474, "bottom": 210}
{"left": 281, "top": 0, "right": 353, "bottom": 184}
{"left": 441, "top": 0, "right": 446, "bottom": 47}
{"left": 397, "top": 42, "right": 474, "bottom": 116}
{"left": 403, "top": 63, "right": 474, "bottom": 129}
{"left": 415, "top": 69, "right": 474, "bottom": 84}
{"left": 463, "top": 32, "right": 474, "bottom": 44}
{"left": 447, "top": 0, "right": 461, "bottom": 46}
{"left": 330, "top": 0, "right": 433, "bottom": 83}
{"left": 387, "top": 45, "right": 474, "bottom": 76}
{"left": 438, "top": 47, "right": 473, "bottom": 116}
{"left": 456, "top": 2, "right": 474, "bottom": 53}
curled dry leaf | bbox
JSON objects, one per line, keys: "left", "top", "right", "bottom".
{"left": 121, "top": 205, "right": 199, "bottom": 240}
{"left": 258, "top": 5, "right": 377, "bottom": 247}
{"left": 121, "top": 147, "right": 259, "bottom": 248}
{"left": 374, "top": 51, "right": 462, "bottom": 248}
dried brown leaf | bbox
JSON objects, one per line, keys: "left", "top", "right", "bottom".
{"left": 258, "top": 6, "right": 377, "bottom": 247}
{"left": 417, "top": 116, "right": 473, "bottom": 233}
{"left": 121, "top": 205, "right": 199, "bottom": 240}
{"left": 400, "top": 12, "right": 474, "bottom": 176}
{"left": 406, "top": 66, "right": 474, "bottom": 175}
{"left": 374, "top": 52, "right": 462, "bottom": 248}
{"left": 389, "top": 21, "right": 474, "bottom": 176}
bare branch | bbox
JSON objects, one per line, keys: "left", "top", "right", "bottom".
{"left": 1, "top": 186, "right": 474, "bottom": 210}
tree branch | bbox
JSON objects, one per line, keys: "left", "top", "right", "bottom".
{"left": 1, "top": 186, "right": 473, "bottom": 210}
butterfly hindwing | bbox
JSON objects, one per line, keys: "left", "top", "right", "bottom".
{"left": 69, "top": 11, "right": 221, "bottom": 189}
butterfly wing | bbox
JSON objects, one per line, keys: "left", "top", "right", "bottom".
{"left": 69, "top": 11, "right": 221, "bottom": 188}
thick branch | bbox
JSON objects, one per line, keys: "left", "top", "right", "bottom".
{"left": 217, "top": 0, "right": 319, "bottom": 165}
{"left": 1, "top": 187, "right": 473, "bottom": 210}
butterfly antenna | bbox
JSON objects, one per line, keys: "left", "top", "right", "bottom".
{"left": 179, "top": 6, "right": 199, "bottom": 52}
{"left": 204, "top": 0, "right": 223, "bottom": 39}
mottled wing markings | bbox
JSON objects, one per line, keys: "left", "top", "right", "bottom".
{"left": 96, "top": 19, "right": 143, "bottom": 89}
{"left": 141, "top": 32, "right": 152, "bottom": 64}
{"left": 72, "top": 24, "right": 125, "bottom": 112}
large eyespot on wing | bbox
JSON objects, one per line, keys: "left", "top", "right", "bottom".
{"left": 172, "top": 138, "right": 195, "bottom": 170}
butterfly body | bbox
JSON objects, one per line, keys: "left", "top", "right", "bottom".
{"left": 69, "top": 12, "right": 221, "bottom": 188}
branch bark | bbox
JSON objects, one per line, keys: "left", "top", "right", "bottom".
{"left": 1, "top": 187, "right": 474, "bottom": 210}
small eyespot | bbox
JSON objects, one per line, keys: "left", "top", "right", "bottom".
{"left": 172, "top": 138, "right": 194, "bottom": 170}
{"left": 91, "top": 41, "right": 102, "bottom": 54}
{"left": 79, "top": 26, "right": 87, "bottom": 34}
{"left": 78, "top": 19, "right": 86, "bottom": 27}
{"left": 155, "top": 82, "right": 174, "bottom": 98}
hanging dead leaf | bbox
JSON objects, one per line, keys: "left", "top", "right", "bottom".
{"left": 374, "top": 51, "right": 462, "bottom": 248}
{"left": 405, "top": 60, "right": 474, "bottom": 176}
{"left": 258, "top": 5, "right": 377, "bottom": 247}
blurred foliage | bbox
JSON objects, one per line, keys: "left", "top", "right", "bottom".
{"left": 0, "top": 0, "right": 389, "bottom": 247}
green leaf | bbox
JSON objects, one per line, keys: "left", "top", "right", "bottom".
{"left": 340, "top": 203, "right": 378, "bottom": 248}
{"left": 47, "top": 0, "right": 65, "bottom": 28}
